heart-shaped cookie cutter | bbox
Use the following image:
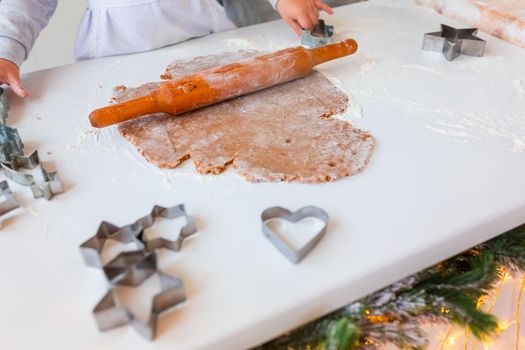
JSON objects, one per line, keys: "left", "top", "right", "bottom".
{"left": 261, "top": 206, "right": 329, "bottom": 264}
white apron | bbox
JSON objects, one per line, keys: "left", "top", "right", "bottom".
{"left": 74, "top": 0, "right": 236, "bottom": 60}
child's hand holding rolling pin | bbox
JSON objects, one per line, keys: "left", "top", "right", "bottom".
{"left": 276, "top": 0, "right": 334, "bottom": 36}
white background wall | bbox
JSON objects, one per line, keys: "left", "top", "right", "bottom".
{"left": 21, "top": 1, "right": 85, "bottom": 74}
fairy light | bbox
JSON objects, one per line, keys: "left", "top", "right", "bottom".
{"left": 438, "top": 325, "right": 454, "bottom": 350}
{"left": 446, "top": 330, "right": 462, "bottom": 347}
{"left": 464, "top": 330, "right": 471, "bottom": 350}
{"left": 515, "top": 276, "right": 525, "bottom": 350}
{"left": 363, "top": 338, "right": 375, "bottom": 346}
{"left": 366, "top": 314, "right": 394, "bottom": 323}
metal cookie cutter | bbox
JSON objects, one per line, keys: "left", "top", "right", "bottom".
{"left": 0, "top": 125, "right": 23, "bottom": 163}
{"left": 0, "top": 180, "right": 19, "bottom": 217}
{"left": 423, "top": 24, "right": 486, "bottom": 61}
{"left": 301, "top": 19, "right": 334, "bottom": 48}
{"left": 80, "top": 221, "right": 157, "bottom": 286}
{"left": 0, "top": 87, "right": 9, "bottom": 125}
{"left": 0, "top": 151, "right": 64, "bottom": 200}
{"left": 31, "top": 168, "right": 64, "bottom": 200}
{"left": 137, "top": 204, "right": 198, "bottom": 252}
{"left": 93, "top": 271, "right": 186, "bottom": 340}
{"left": 1, "top": 150, "right": 40, "bottom": 186}
{"left": 261, "top": 206, "right": 329, "bottom": 264}
{"left": 0, "top": 87, "right": 64, "bottom": 200}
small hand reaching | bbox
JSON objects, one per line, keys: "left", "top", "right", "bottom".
{"left": 0, "top": 59, "right": 28, "bottom": 97}
{"left": 276, "top": 0, "right": 334, "bottom": 36}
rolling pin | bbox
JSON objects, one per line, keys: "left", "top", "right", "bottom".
{"left": 89, "top": 39, "right": 358, "bottom": 128}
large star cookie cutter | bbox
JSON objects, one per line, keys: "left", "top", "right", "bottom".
{"left": 423, "top": 24, "right": 486, "bottom": 61}
{"left": 261, "top": 206, "right": 329, "bottom": 264}
{"left": 93, "top": 271, "right": 186, "bottom": 340}
{"left": 79, "top": 221, "right": 156, "bottom": 286}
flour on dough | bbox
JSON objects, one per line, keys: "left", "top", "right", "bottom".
{"left": 116, "top": 51, "right": 375, "bottom": 183}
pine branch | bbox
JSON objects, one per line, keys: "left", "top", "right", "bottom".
{"left": 256, "top": 223, "right": 525, "bottom": 350}
{"left": 480, "top": 224, "right": 525, "bottom": 276}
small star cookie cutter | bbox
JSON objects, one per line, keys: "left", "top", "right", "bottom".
{"left": 301, "top": 19, "right": 334, "bottom": 48}
{"left": 261, "top": 206, "right": 329, "bottom": 264}
{"left": 423, "top": 24, "right": 486, "bottom": 61}
{"left": 93, "top": 270, "right": 186, "bottom": 340}
{"left": 137, "top": 204, "right": 198, "bottom": 252}
{"left": 0, "top": 151, "right": 64, "bottom": 200}
{"left": 0, "top": 180, "right": 19, "bottom": 217}
{"left": 80, "top": 205, "right": 197, "bottom": 285}
{"left": 30, "top": 167, "right": 64, "bottom": 200}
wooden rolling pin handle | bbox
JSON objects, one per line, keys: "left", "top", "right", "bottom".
{"left": 89, "top": 93, "right": 161, "bottom": 128}
{"left": 309, "top": 39, "right": 358, "bottom": 66}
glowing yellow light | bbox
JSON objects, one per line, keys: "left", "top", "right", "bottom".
{"left": 498, "top": 320, "right": 515, "bottom": 332}
{"left": 477, "top": 296, "right": 488, "bottom": 309}
{"left": 464, "top": 330, "right": 471, "bottom": 350}
{"left": 364, "top": 309, "right": 370, "bottom": 315}
{"left": 447, "top": 334, "right": 458, "bottom": 346}
{"left": 363, "top": 339, "right": 375, "bottom": 345}
{"left": 366, "top": 314, "right": 393, "bottom": 323}
{"left": 441, "top": 307, "right": 451, "bottom": 314}
{"left": 439, "top": 325, "right": 454, "bottom": 350}
{"left": 515, "top": 276, "right": 525, "bottom": 350}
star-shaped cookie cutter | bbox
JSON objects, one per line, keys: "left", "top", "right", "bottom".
{"left": 80, "top": 221, "right": 157, "bottom": 286}
{"left": 423, "top": 24, "right": 486, "bottom": 61}
{"left": 0, "top": 180, "right": 19, "bottom": 217}
{"left": 301, "top": 19, "right": 334, "bottom": 48}
{"left": 0, "top": 87, "right": 64, "bottom": 201}
{"left": 30, "top": 168, "right": 64, "bottom": 200}
{"left": 0, "top": 151, "right": 64, "bottom": 200}
{"left": 137, "top": 204, "right": 198, "bottom": 252}
{"left": 93, "top": 271, "right": 186, "bottom": 340}
{"left": 261, "top": 206, "right": 329, "bottom": 264}
{"left": 1, "top": 150, "right": 40, "bottom": 186}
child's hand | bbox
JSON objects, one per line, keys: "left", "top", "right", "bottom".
{"left": 276, "top": 0, "right": 334, "bottom": 36}
{"left": 0, "top": 59, "right": 28, "bottom": 97}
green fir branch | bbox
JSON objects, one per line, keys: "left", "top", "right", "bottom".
{"left": 256, "top": 223, "right": 525, "bottom": 350}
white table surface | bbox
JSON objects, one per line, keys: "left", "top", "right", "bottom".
{"left": 1, "top": 0, "right": 525, "bottom": 349}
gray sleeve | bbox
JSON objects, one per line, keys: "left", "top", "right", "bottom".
{"left": 0, "top": 0, "right": 58, "bottom": 68}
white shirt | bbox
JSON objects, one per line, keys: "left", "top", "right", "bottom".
{"left": 75, "top": 0, "right": 237, "bottom": 60}
{"left": 0, "top": 0, "right": 278, "bottom": 67}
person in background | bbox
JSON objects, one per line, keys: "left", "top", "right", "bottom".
{"left": 0, "top": 0, "right": 333, "bottom": 98}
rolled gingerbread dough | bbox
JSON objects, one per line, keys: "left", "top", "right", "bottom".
{"left": 115, "top": 51, "right": 375, "bottom": 183}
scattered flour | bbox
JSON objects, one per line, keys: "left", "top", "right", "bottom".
{"left": 223, "top": 38, "right": 260, "bottom": 50}
{"left": 322, "top": 74, "right": 363, "bottom": 120}
{"left": 384, "top": 61, "right": 445, "bottom": 77}
{"left": 65, "top": 125, "right": 122, "bottom": 153}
